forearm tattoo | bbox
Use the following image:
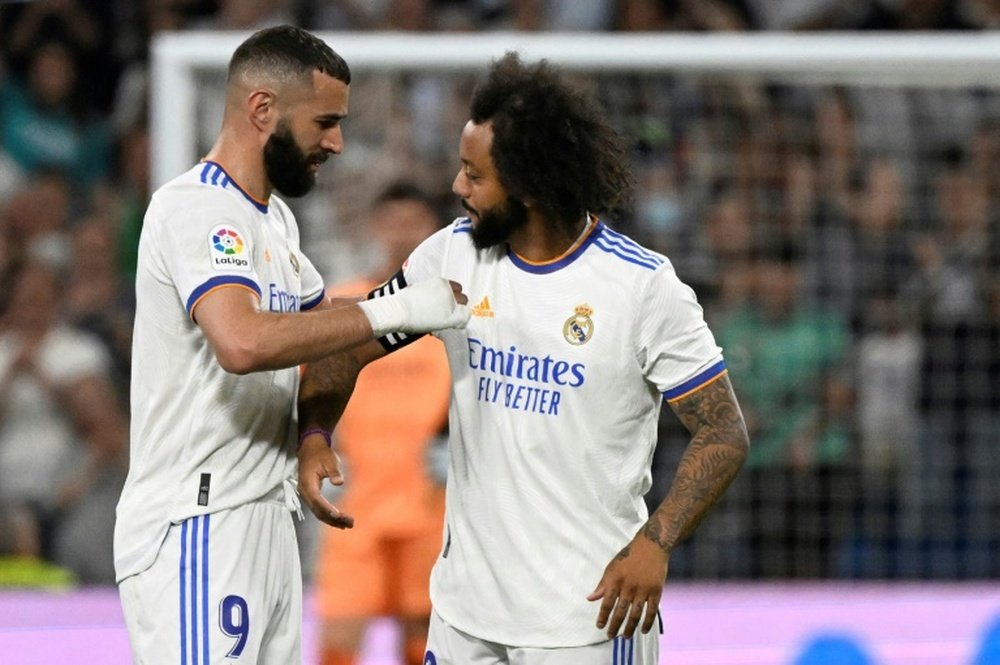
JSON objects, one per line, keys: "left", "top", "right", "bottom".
{"left": 645, "top": 374, "right": 749, "bottom": 553}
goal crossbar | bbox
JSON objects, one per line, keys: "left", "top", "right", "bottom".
{"left": 152, "top": 31, "right": 1000, "bottom": 187}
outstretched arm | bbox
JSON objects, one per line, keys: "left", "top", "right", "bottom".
{"left": 194, "top": 278, "right": 467, "bottom": 374}
{"left": 589, "top": 373, "right": 749, "bottom": 638}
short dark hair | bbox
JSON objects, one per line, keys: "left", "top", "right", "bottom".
{"left": 373, "top": 180, "right": 436, "bottom": 210}
{"left": 470, "top": 52, "right": 634, "bottom": 227}
{"left": 372, "top": 180, "right": 447, "bottom": 228}
{"left": 228, "top": 25, "right": 351, "bottom": 86}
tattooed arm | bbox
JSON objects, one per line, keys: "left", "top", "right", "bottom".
{"left": 296, "top": 297, "right": 388, "bottom": 528}
{"left": 589, "top": 373, "right": 749, "bottom": 638}
{"left": 648, "top": 373, "right": 749, "bottom": 549}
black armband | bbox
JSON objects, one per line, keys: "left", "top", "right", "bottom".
{"left": 368, "top": 268, "right": 425, "bottom": 353}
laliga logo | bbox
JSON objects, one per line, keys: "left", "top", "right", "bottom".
{"left": 563, "top": 303, "right": 594, "bottom": 345}
{"left": 213, "top": 228, "right": 244, "bottom": 255}
{"left": 209, "top": 225, "right": 251, "bottom": 271}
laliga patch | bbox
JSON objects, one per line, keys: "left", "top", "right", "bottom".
{"left": 209, "top": 225, "right": 253, "bottom": 272}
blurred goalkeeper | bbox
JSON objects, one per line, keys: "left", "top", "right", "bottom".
{"left": 313, "top": 182, "right": 451, "bottom": 665}
{"left": 299, "top": 52, "right": 749, "bottom": 664}
{"left": 113, "top": 25, "right": 468, "bottom": 665}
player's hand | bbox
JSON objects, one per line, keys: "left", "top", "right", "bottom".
{"left": 587, "top": 533, "right": 669, "bottom": 639}
{"left": 297, "top": 435, "right": 354, "bottom": 529}
{"left": 358, "top": 277, "right": 470, "bottom": 336}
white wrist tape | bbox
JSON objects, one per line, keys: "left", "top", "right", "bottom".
{"left": 357, "top": 277, "right": 470, "bottom": 337}
{"left": 357, "top": 293, "right": 408, "bottom": 338}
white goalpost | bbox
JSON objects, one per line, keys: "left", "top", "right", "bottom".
{"left": 151, "top": 31, "right": 1000, "bottom": 189}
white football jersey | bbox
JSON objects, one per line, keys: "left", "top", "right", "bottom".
{"left": 114, "top": 162, "right": 326, "bottom": 583}
{"left": 404, "top": 216, "right": 726, "bottom": 647}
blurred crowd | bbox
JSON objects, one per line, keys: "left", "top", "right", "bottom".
{"left": 0, "top": 0, "right": 998, "bottom": 586}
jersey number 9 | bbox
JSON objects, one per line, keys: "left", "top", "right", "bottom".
{"left": 220, "top": 594, "right": 250, "bottom": 658}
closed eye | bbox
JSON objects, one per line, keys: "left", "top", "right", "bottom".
{"left": 315, "top": 114, "right": 344, "bottom": 130}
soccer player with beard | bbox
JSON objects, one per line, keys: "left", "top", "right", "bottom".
{"left": 299, "top": 53, "right": 750, "bottom": 664}
{"left": 113, "top": 26, "right": 469, "bottom": 664}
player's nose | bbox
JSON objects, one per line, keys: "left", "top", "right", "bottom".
{"left": 452, "top": 170, "right": 469, "bottom": 198}
{"left": 321, "top": 126, "right": 343, "bottom": 154}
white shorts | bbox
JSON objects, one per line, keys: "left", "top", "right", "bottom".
{"left": 119, "top": 500, "right": 302, "bottom": 664}
{"left": 424, "top": 609, "right": 659, "bottom": 665}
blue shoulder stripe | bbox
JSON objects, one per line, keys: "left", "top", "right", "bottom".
{"left": 301, "top": 291, "right": 326, "bottom": 311}
{"left": 601, "top": 227, "right": 664, "bottom": 266}
{"left": 592, "top": 238, "right": 661, "bottom": 270}
{"left": 662, "top": 360, "right": 728, "bottom": 402}
{"left": 198, "top": 161, "right": 269, "bottom": 214}
{"left": 186, "top": 276, "right": 262, "bottom": 315}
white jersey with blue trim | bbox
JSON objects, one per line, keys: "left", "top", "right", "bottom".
{"left": 114, "top": 162, "right": 326, "bottom": 583}
{"left": 406, "top": 216, "right": 726, "bottom": 647}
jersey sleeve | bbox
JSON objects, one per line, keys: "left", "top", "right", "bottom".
{"left": 637, "top": 263, "right": 727, "bottom": 403}
{"left": 401, "top": 221, "right": 452, "bottom": 284}
{"left": 156, "top": 192, "right": 263, "bottom": 320}
{"left": 297, "top": 251, "right": 326, "bottom": 311}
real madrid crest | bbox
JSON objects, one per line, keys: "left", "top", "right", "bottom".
{"left": 563, "top": 304, "right": 594, "bottom": 345}
{"left": 289, "top": 251, "right": 301, "bottom": 275}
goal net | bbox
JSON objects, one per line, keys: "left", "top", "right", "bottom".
{"left": 152, "top": 31, "right": 1000, "bottom": 580}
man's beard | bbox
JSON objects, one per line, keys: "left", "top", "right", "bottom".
{"left": 464, "top": 195, "right": 528, "bottom": 251}
{"left": 263, "top": 121, "right": 324, "bottom": 198}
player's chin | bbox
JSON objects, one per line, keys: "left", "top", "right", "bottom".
{"left": 303, "top": 171, "right": 320, "bottom": 192}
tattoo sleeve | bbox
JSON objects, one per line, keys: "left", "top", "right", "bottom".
{"left": 298, "top": 343, "right": 380, "bottom": 433}
{"left": 644, "top": 373, "right": 749, "bottom": 553}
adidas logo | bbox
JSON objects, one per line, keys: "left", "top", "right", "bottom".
{"left": 471, "top": 296, "right": 495, "bottom": 318}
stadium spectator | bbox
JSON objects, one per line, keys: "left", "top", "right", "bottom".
{"left": 509, "top": 0, "right": 616, "bottom": 31}
{"left": 842, "top": 292, "right": 924, "bottom": 578}
{"left": 2, "top": 0, "right": 101, "bottom": 62}
{"left": 314, "top": 182, "right": 451, "bottom": 665}
{"left": 716, "top": 239, "right": 849, "bottom": 469}
{"left": 0, "top": 258, "right": 126, "bottom": 579}
{"left": 190, "top": 0, "right": 298, "bottom": 31}
{"left": 107, "top": 125, "right": 152, "bottom": 284}
{"left": 855, "top": 0, "right": 978, "bottom": 30}
{"left": 64, "top": 215, "right": 134, "bottom": 399}
{"left": 904, "top": 145, "right": 994, "bottom": 576}
{"left": 1, "top": 170, "right": 74, "bottom": 270}
{"left": 0, "top": 40, "right": 110, "bottom": 187}
{"left": 0, "top": 0, "right": 119, "bottom": 112}
{"left": 850, "top": 157, "right": 916, "bottom": 320}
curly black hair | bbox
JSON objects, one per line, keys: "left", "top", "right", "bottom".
{"left": 470, "top": 52, "right": 634, "bottom": 230}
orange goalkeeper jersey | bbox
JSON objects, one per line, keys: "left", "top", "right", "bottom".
{"left": 327, "top": 278, "right": 451, "bottom": 535}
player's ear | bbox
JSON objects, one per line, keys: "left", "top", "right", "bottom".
{"left": 247, "top": 88, "right": 276, "bottom": 132}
